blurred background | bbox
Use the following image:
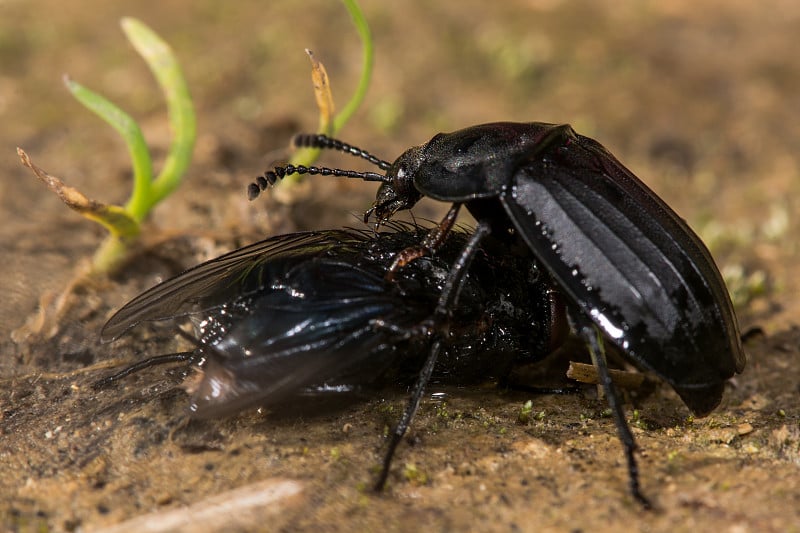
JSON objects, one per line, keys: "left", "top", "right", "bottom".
{"left": 2, "top": 0, "right": 798, "bottom": 530}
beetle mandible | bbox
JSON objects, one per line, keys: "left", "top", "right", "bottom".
{"left": 249, "top": 122, "right": 746, "bottom": 506}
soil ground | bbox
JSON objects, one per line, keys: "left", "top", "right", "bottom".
{"left": 1, "top": 1, "right": 799, "bottom": 531}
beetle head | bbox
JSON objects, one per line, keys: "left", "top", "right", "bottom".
{"left": 364, "top": 146, "right": 424, "bottom": 224}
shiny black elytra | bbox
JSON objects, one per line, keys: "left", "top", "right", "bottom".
{"left": 250, "top": 122, "right": 747, "bottom": 506}
{"left": 99, "top": 224, "right": 566, "bottom": 490}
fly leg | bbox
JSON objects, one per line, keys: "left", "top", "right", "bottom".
{"left": 93, "top": 351, "right": 195, "bottom": 389}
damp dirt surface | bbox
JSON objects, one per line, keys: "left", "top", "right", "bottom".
{"left": 2, "top": 1, "right": 800, "bottom": 531}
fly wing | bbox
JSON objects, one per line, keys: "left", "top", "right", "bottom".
{"left": 100, "top": 230, "right": 364, "bottom": 342}
{"left": 502, "top": 137, "right": 744, "bottom": 415}
{"left": 186, "top": 257, "right": 433, "bottom": 418}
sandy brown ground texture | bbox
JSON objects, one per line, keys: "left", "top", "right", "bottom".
{"left": 1, "top": 1, "right": 799, "bottom": 531}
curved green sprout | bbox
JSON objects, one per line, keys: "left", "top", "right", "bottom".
{"left": 286, "top": 0, "right": 374, "bottom": 180}
{"left": 63, "top": 18, "right": 196, "bottom": 272}
{"left": 20, "top": 1, "right": 373, "bottom": 273}
{"left": 19, "top": 18, "right": 196, "bottom": 274}
{"left": 333, "top": 0, "right": 373, "bottom": 134}
{"left": 67, "top": 18, "right": 196, "bottom": 225}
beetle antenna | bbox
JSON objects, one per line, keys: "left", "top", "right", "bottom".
{"left": 248, "top": 164, "right": 390, "bottom": 201}
{"left": 293, "top": 133, "right": 392, "bottom": 171}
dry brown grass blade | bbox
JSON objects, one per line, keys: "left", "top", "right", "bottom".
{"left": 306, "top": 48, "right": 335, "bottom": 134}
{"left": 17, "top": 147, "right": 139, "bottom": 238}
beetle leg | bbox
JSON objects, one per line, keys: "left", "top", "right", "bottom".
{"left": 385, "top": 203, "right": 462, "bottom": 281}
{"left": 579, "top": 323, "right": 653, "bottom": 509}
{"left": 374, "top": 222, "right": 491, "bottom": 491}
{"left": 373, "top": 338, "right": 442, "bottom": 492}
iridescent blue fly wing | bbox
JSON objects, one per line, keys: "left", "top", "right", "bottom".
{"left": 100, "top": 230, "right": 367, "bottom": 342}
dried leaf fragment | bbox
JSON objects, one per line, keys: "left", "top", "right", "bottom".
{"left": 567, "top": 361, "right": 645, "bottom": 390}
{"left": 17, "top": 148, "right": 139, "bottom": 238}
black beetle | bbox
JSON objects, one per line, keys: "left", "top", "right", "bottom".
{"left": 99, "top": 223, "right": 567, "bottom": 487}
{"left": 249, "top": 122, "right": 746, "bottom": 506}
